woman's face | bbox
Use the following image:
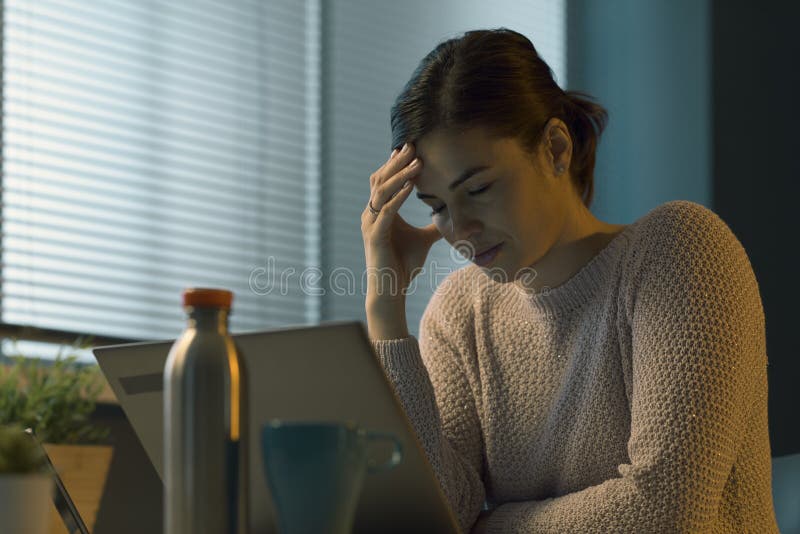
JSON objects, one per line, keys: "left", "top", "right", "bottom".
{"left": 412, "top": 124, "right": 577, "bottom": 282}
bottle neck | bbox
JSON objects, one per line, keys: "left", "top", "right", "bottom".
{"left": 186, "top": 307, "right": 230, "bottom": 333}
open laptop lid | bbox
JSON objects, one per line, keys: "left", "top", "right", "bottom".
{"left": 93, "top": 320, "right": 461, "bottom": 534}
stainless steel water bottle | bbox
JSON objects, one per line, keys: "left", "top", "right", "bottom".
{"left": 164, "top": 288, "right": 249, "bottom": 534}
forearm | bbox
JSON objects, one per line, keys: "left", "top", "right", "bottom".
{"left": 480, "top": 480, "right": 645, "bottom": 533}
{"left": 479, "top": 468, "right": 719, "bottom": 534}
{"left": 370, "top": 336, "right": 486, "bottom": 532}
{"left": 365, "top": 296, "right": 409, "bottom": 341}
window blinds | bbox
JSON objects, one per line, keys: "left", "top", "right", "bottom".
{"left": 1, "top": 0, "right": 322, "bottom": 341}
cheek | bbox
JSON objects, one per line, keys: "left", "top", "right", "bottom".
{"left": 494, "top": 187, "right": 527, "bottom": 230}
{"left": 500, "top": 193, "right": 552, "bottom": 257}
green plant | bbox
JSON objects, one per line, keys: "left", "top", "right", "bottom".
{"left": 0, "top": 424, "right": 48, "bottom": 474}
{"left": 0, "top": 340, "right": 110, "bottom": 444}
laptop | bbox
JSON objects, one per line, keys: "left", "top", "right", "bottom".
{"left": 26, "top": 427, "right": 91, "bottom": 534}
{"left": 91, "top": 320, "right": 462, "bottom": 534}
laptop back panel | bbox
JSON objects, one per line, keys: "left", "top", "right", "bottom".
{"left": 93, "top": 321, "right": 461, "bottom": 534}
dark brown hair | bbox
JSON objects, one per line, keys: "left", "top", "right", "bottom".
{"left": 390, "top": 28, "right": 608, "bottom": 208}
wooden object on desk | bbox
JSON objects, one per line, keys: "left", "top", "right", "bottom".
{"left": 44, "top": 444, "right": 113, "bottom": 534}
{"left": 95, "top": 373, "right": 118, "bottom": 405}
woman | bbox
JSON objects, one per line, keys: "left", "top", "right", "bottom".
{"left": 361, "top": 28, "right": 778, "bottom": 533}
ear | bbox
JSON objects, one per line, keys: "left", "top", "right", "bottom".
{"left": 543, "top": 118, "right": 572, "bottom": 176}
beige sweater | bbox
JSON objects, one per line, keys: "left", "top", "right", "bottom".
{"left": 371, "top": 200, "right": 778, "bottom": 533}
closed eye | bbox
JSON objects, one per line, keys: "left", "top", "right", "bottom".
{"left": 429, "top": 183, "right": 493, "bottom": 216}
{"left": 469, "top": 183, "right": 493, "bottom": 196}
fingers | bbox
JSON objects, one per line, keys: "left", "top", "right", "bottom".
{"left": 370, "top": 143, "right": 416, "bottom": 190}
{"left": 369, "top": 157, "right": 421, "bottom": 213}
{"left": 362, "top": 142, "right": 421, "bottom": 235}
{"left": 371, "top": 179, "right": 415, "bottom": 234}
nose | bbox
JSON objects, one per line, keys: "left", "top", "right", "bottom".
{"left": 445, "top": 207, "right": 483, "bottom": 244}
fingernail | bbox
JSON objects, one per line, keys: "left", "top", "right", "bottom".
{"left": 401, "top": 143, "right": 410, "bottom": 153}
{"left": 390, "top": 148, "right": 399, "bottom": 158}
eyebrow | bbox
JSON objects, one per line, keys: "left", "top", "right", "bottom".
{"left": 415, "top": 165, "right": 492, "bottom": 200}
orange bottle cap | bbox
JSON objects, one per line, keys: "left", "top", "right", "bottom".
{"left": 182, "top": 288, "right": 233, "bottom": 309}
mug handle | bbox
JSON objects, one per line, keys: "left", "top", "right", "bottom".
{"left": 365, "top": 431, "right": 403, "bottom": 474}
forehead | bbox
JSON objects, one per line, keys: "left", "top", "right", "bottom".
{"left": 413, "top": 128, "right": 522, "bottom": 191}
{"left": 415, "top": 127, "right": 503, "bottom": 162}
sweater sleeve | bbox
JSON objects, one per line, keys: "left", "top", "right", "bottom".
{"left": 371, "top": 296, "right": 486, "bottom": 533}
{"left": 482, "top": 203, "right": 769, "bottom": 533}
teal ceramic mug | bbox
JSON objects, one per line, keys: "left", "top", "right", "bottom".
{"left": 261, "top": 420, "right": 403, "bottom": 534}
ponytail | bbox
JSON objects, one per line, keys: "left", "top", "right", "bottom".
{"left": 562, "top": 91, "right": 608, "bottom": 208}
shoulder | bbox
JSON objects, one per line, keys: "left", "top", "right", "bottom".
{"left": 628, "top": 200, "right": 762, "bottom": 316}
{"left": 620, "top": 200, "right": 754, "bottom": 285}
{"left": 632, "top": 199, "right": 743, "bottom": 257}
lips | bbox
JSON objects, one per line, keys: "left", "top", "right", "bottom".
{"left": 472, "top": 242, "right": 503, "bottom": 266}
{"left": 474, "top": 244, "right": 500, "bottom": 257}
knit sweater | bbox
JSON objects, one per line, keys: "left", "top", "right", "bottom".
{"left": 370, "top": 200, "right": 778, "bottom": 533}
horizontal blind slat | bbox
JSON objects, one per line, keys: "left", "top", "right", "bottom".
{"left": 4, "top": 148, "right": 310, "bottom": 205}
{"left": 3, "top": 24, "right": 309, "bottom": 102}
{"left": 4, "top": 141, "right": 307, "bottom": 202}
{"left": 3, "top": 93, "right": 305, "bottom": 162}
{"left": 3, "top": 72, "right": 308, "bottom": 143}
{"left": 2, "top": 189, "right": 307, "bottom": 245}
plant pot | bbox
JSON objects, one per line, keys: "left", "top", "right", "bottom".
{"left": 0, "top": 473, "right": 55, "bottom": 534}
{"left": 43, "top": 444, "right": 113, "bottom": 534}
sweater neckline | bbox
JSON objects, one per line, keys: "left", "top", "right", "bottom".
{"left": 494, "top": 222, "right": 639, "bottom": 318}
